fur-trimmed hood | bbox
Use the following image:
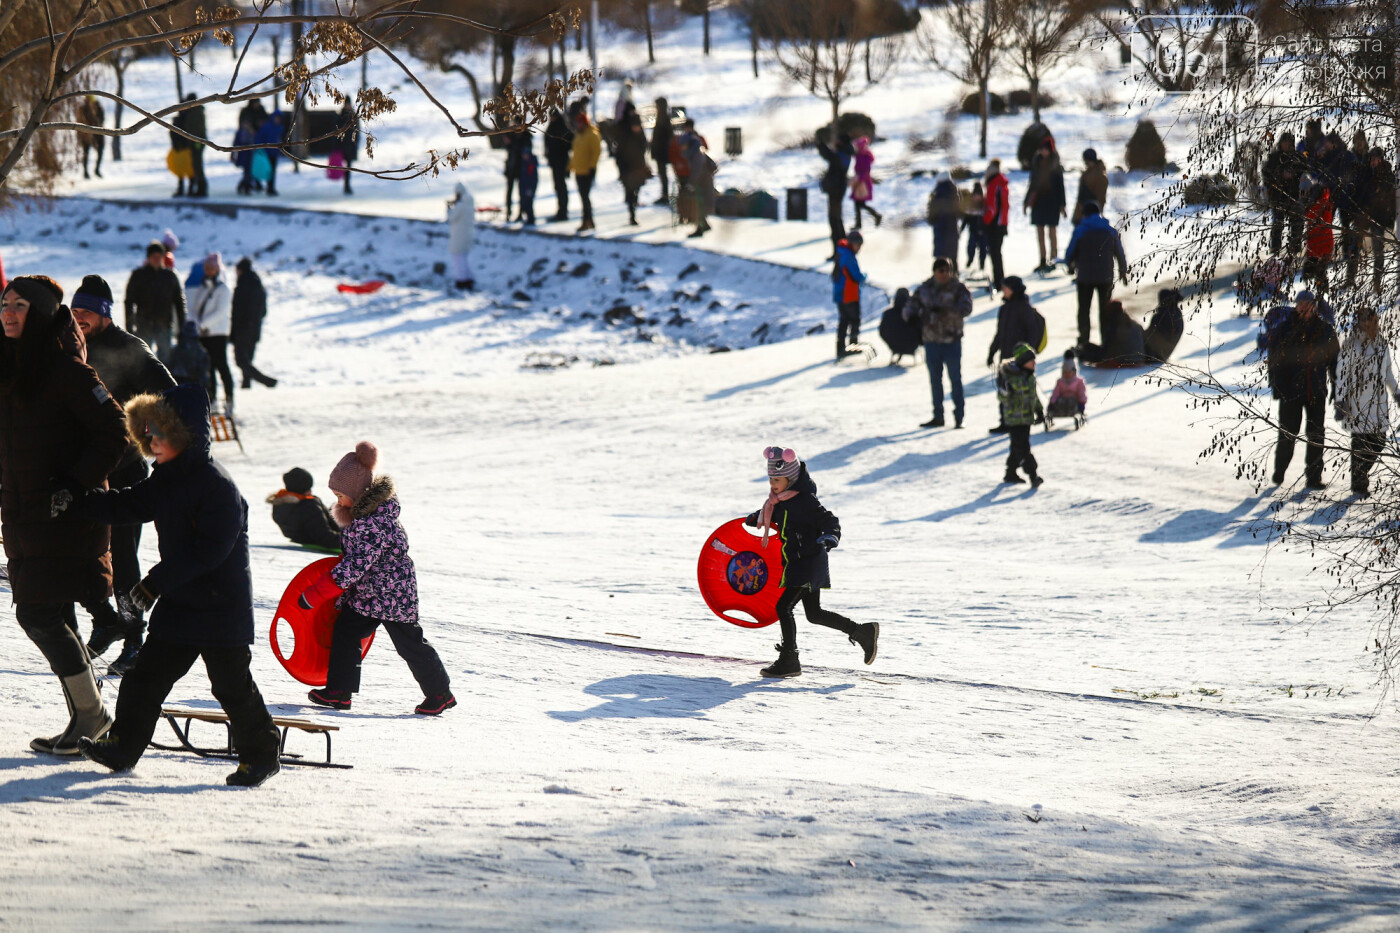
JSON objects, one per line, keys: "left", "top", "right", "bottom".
{"left": 125, "top": 384, "right": 209, "bottom": 460}
{"left": 333, "top": 475, "right": 396, "bottom": 528}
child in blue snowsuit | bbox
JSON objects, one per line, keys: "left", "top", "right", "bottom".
{"left": 745, "top": 446, "right": 879, "bottom": 678}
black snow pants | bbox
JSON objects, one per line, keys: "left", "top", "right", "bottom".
{"left": 776, "top": 585, "right": 857, "bottom": 651}
{"left": 325, "top": 607, "right": 451, "bottom": 697}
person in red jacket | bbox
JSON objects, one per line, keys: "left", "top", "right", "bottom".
{"left": 1303, "top": 182, "right": 1335, "bottom": 292}
{"left": 982, "top": 159, "right": 1010, "bottom": 294}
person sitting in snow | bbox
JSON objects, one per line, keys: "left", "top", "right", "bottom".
{"left": 65, "top": 384, "right": 282, "bottom": 787}
{"left": 744, "top": 446, "right": 878, "bottom": 679}
{"left": 1047, "top": 349, "right": 1088, "bottom": 421}
{"left": 998, "top": 343, "right": 1045, "bottom": 486}
{"left": 268, "top": 467, "right": 341, "bottom": 552}
{"left": 299, "top": 441, "right": 455, "bottom": 715}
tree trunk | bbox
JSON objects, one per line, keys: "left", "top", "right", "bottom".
{"left": 560, "top": 36, "right": 566, "bottom": 75}
{"left": 498, "top": 36, "right": 516, "bottom": 98}
{"left": 1030, "top": 73, "right": 1040, "bottom": 124}
{"left": 703, "top": 3, "right": 711, "bottom": 55}
{"left": 112, "top": 57, "right": 126, "bottom": 161}
{"left": 361, "top": 50, "right": 369, "bottom": 93}
{"left": 271, "top": 34, "right": 280, "bottom": 71}
{"left": 978, "top": 75, "right": 989, "bottom": 158}
{"left": 865, "top": 38, "right": 871, "bottom": 84}
{"left": 548, "top": 42, "right": 555, "bottom": 81}
{"left": 645, "top": 1, "right": 655, "bottom": 64}
{"left": 751, "top": 26, "right": 758, "bottom": 78}
{"left": 174, "top": 54, "right": 184, "bottom": 100}
{"left": 491, "top": 36, "right": 499, "bottom": 95}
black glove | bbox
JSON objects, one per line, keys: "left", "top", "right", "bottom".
{"left": 817, "top": 534, "right": 838, "bottom": 552}
{"left": 129, "top": 578, "right": 159, "bottom": 614}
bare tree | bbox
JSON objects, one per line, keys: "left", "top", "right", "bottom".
{"left": 757, "top": 0, "right": 905, "bottom": 125}
{"left": 918, "top": 0, "right": 1004, "bottom": 158}
{"left": 1003, "top": 0, "right": 1089, "bottom": 123}
{"left": 0, "top": 0, "right": 590, "bottom": 199}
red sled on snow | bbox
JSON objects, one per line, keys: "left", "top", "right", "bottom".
{"left": 270, "top": 557, "right": 374, "bottom": 686}
{"left": 336, "top": 280, "right": 386, "bottom": 295}
{"left": 696, "top": 518, "right": 785, "bottom": 628}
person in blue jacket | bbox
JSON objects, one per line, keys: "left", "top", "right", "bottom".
{"left": 745, "top": 446, "right": 878, "bottom": 679}
{"left": 832, "top": 230, "right": 866, "bottom": 361}
{"left": 1064, "top": 201, "right": 1128, "bottom": 347}
{"left": 61, "top": 384, "right": 282, "bottom": 787}
{"left": 254, "top": 110, "right": 286, "bottom": 196}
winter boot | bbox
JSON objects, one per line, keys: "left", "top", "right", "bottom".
{"left": 226, "top": 758, "right": 281, "bottom": 787}
{"left": 78, "top": 734, "right": 138, "bottom": 772}
{"left": 307, "top": 688, "right": 351, "bottom": 710}
{"left": 1029, "top": 473, "right": 1045, "bottom": 488}
{"left": 760, "top": 644, "right": 801, "bottom": 679}
{"left": 414, "top": 693, "right": 457, "bottom": 716}
{"left": 1003, "top": 471, "right": 1026, "bottom": 484}
{"left": 107, "top": 639, "right": 142, "bottom": 676}
{"left": 86, "top": 599, "right": 139, "bottom": 657}
{"left": 850, "top": 623, "right": 880, "bottom": 665}
{"left": 921, "top": 416, "right": 945, "bottom": 428}
{"left": 32, "top": 668, "right": 112, "bottom": 755}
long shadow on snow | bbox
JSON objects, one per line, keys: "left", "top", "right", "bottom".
{"left": 706, "top": 359, "right": 833, "bottom": 401}
{"left": 851, "top": 430, "right": 1075, "bottom": 486}
{"left": 894, "top": 483, "right": 1041, "bottom": 523}
{"left": 0, "top": 757, "right": 210, "bottom": 801}
{"left": 1140, "top": 494, "right": 1272, "bottom": 547}
{"left": 548, "top": 673, "right": 853, "bottom": 722}
{"left": 818, "top": 365, "right": 907, "bottom": 390}
{"left": 805, "top": 430, "right": 931, "bottom": 472}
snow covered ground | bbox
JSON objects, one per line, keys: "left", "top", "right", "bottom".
{"left": 1, "top": 9, "right": 1398, "bottom": 932}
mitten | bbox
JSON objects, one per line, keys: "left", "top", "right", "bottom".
{"left": 816, "top": 534, "right": 838, "bottom": 552}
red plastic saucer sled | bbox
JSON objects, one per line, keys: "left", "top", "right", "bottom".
{"left": 697, "top": 518, "right": 786, "bottom": 628}
{"left": 270, "top": 557, "right": 375, "bottom": 687}
{"left": 336, "top": 280, "right": 386, "bottom": 295}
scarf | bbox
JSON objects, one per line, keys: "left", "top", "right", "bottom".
{"left": 759, "top": 489, "right": 799, "bottom": 547}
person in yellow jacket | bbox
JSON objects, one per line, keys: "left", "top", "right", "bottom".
{"left": 569, "top": 109, "right": 602, "bottom": 232}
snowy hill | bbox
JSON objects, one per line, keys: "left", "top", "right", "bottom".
{"left": 1, "top": 9, "right": 1398, "bottom": 932}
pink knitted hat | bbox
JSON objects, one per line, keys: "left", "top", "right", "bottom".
{"left": 328, "top": 441, "right": 378, "bottom": 502}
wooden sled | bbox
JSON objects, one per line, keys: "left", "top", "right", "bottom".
{"left": 210, "top": 411, "right": 243, "bottom": 453}
{"left": 151, "top": 705, "right": 350, "bottom": 769}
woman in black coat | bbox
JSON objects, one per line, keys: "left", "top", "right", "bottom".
{"left": 650, "top": 97, "right": 674, "bottom": 205}
{"left": 231, "top": 258, "right": 276, "bottom": 389}
{"left": 0, "top": 275, "right": 128, "bottom": 754}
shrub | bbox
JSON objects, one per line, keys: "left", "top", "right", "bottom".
{"left": 1182, "top": 173, "right": 1237, "bottom": 206}
{"left": 1126, "top": 120, "right": 1167, "bottom": 171}
{"left": 1007, "top": 88, "right": 1055, "bottom": 111}
{"left": 960, "top": 91, "right": 1006, "bottom": 116}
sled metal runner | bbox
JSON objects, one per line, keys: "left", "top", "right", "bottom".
{"left": 209, "top": 411, "right": 243, "bottom": 453}
{"left": 151, "top": 706, "right": 350, "bottom": 769}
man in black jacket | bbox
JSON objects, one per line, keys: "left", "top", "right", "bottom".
{"left": 987, "top": 276, "right": 1043, "bottom": 433}
{"left": 124, "top": 241, "right": 186, "bottom": 361}
{"left": 1064, "top": 201, "right": 1129, "bottom": 347}
{"left": 1267, "top": 290, "right": 1339, "bottom": 488}
{"left": 1263, "top": 132, "right": 1306, "bottom": 255}
{"left": 905, "top": 258, "right": 974, "bottom": 428}
{"left": 817, "top": 129, "right": 853, "bottom": 258}
{"left": 544, "top": 108, "right": 574, "bottom": 222}
{"left": 1359, "top": 147, "right": 1397, "bottom": 293}
{"left": 69, "top": 384, "right": 282, "bottom": 787}
{"left": 183, "top": 95, "right": 208, "bottom": 198}
{"left": 231, "top": 258, "right": 277, "bottom": 389}
{"left": 70, "top": 275, "right": 177, "bottom": 672}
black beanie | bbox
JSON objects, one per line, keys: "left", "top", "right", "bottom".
{"left": 3, "top": 275, "right": 63, "bottom": 326}
{"left": 72, "top": 275, "right": 114, "bottom": 318}
{"left": 283, "top": 467, "right": 314, "bottom": 494}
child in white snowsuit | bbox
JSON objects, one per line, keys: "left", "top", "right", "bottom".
{"left": 744, "top": 446, "right": 879, "bottom": 678}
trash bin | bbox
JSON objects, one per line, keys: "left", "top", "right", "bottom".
{"left": 786, "top": 188, "right": 808, "bottom": 222}
{"left": 725, "top": 127, "right": 742, "bottom": 157}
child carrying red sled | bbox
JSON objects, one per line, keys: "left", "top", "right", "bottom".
{"left": 745, "top": 446, "right": 879, "bottom": 678}
{"left": 299, "top": 441, "right": 455, "bottom": 715}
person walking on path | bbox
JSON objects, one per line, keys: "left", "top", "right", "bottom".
{"left": 1025, "top": 136, "right": 1067, "bottom": 272}
{"left": 1064, "top": 200, "right": 1129, "bottom": 347}
{"left": 189, "top": 253, "right": 235, "bottom": 414}
{"left": 335, "top": 99, "right": 359, "bottom": 196}
{"left": 928, "top": 172, "right": 960, "bottom": 269}
{"left": 962, "top": 181, "right": 987, "bottom": 273}
{"left": 0, "top": 275, "right": 128, "bottom": 755}
{"left": 998, "top": 343, "right": 1045, "bottom": 487}
{"left": 1334, "top": 305, "right": 1397, "bottom": 498}
{"left": 254, "top": 109, "right": 285, "bottom": 196}
{"left": 832, "top": 231, "right": 866, "bottom": 360}
{"left": 1263, "top": 131, "right": 1306, "bottom": 255}
{"left": 1072, "top": 148, "right": 1108, "bottom": 224}
{"left": 615, "top": 110, "right": 652, "bottom": 226}
{"left": 650, "top": 97, "right": 674, "bottom": 205}
{"left": 983, "top": 159, "right": 1011, "bottom": 294}
{"left": 70, "top": 275, "right": 176, "bottom": 671}
{"left": 850, "top": 136, "right": 882, "bottom": 229}
{"left": 517, "top": 134, "right": 539, "bottom": 225}
{"left": 1267, "top": 289, "right": 1339, "bottom": 489}
{"left": 545, "top": 108, "right": 574, "bottom": 222}
{"left": 232, "top": 258, "right": 277, "bottom": 390}
{"left": 447, "top": 181, "right": 477, "bottom": 291}
{"left": 570, "top": 109, "right": 602, "bottom": 233}
{"left": 503, "top": 130, "right": 529, "bottom": 222}
{"left": 744, "top": 446, "right": 878, "bottom": 679}
{"left": 124, "top": 241, "right": 187, "bottom": 361}
{"left": 905, "top": 257, "right": 973, "bottom": 428}
{"left": 69, "top": 385, "right": 283, "bottom": 787}
{"left": 818, "top": 129, "right": 853, "bottom": 257}
{"left": 1360, "top": 147, "right": 1397, "bottom": 293}
{"left": 682, "top": 120, "right": 715, "bottom": 239}
{"left": 300, "top": 442, "right": 456, "bottom": 716}
{"left": 77, "top": 95, "right": 105, "bottom": 180}
{"left": 1302, "top": 181, "right": 1335, "bottom": 292}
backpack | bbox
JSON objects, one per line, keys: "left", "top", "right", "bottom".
{"left": 1029, "top": 306, "right": 1048, "bottom": 353}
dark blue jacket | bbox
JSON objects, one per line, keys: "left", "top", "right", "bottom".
{"left": 74, "top": 384, "right": 254, "bottom": 646}
{"left": 745, "top": 465, "right": 841, "bottom": 590}
{"left": 1065, "top": 214, "right": 1128, "bottom": 285}
{"left": 1267, "top": 310, "right": 1339, "bottom": 404}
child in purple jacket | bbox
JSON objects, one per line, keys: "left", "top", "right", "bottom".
{"left": 300, "top": 441, "right": 455, "bottom": 715}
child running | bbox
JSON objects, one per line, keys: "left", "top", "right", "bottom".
{"left": 745, "top": 446, "right": 878, "bottom": 678}
{"left": 69, "top": 384, "right": 282, "bottom": 787}
{"left": 300, "top": 442, "right": 455, "bottom": 715}
{"left": 998, "top": 343, "right": 1046, "bottom": 486}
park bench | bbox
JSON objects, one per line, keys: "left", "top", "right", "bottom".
{"left": 151, "top": 705, "right": 350, "bottom": 769}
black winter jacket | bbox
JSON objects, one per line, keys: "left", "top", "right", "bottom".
{"left": 988, "top": 294, "right": 1043, "bottom": 365}
{"left": 1268, "top": 310, "right": 1339, "bottom": 404}
{"left": 85, "top": 323, "right": 176, "bottom": 473}
{"left": 270, "top": 493, "right": 341, "bottom": 552}
{"left": 544, "top": 111, "right": 574, "bottom": 169}
{"left": 1360, "top": 159, "right": 1398, "bottom": 229}
{"left": 231, "top": 269, "right": 267, "bottom": 347}
{"left": 74, "top": 385, "right": 254, "bottom": 646}
{"left": 744, "top": 465, "right": 840, "bottom": 590}
{"left": 1263, "top": 146, "right": 1306, "bottom": 206}
{"left": 124, "top": 264, "right": 187, "bottom": 335}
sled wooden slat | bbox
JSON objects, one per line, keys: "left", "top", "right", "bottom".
{"left": 152, "top": 705, "right": 349, "bottom": 769}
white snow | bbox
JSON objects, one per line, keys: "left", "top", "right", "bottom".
{"left": 0, "top": 9, "right": 1397, "bottom": 932}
